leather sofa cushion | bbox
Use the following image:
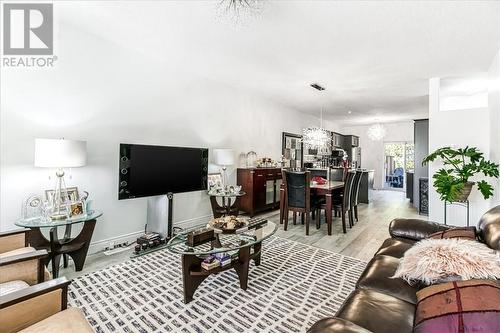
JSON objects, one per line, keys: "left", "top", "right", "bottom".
{"left": 336, "top": 289, "right": 415, "bottom": 333}
{"left": 389, "top": 218, "right": 449, "bottom": 241}
{"left": 18, "top": 307, "right": 93, "bottom": 333}
{"left": 356, "top": 255, "right": 419, "bottom": 304}
{"left": 374, "top": 238, "right": 413, "bottom": 258}
{"left": 307, "top": 317, "right": 373, "bottom": 333}
{"left": 0, "top": 280, "right": 29, "bottom": 296}
{"left": 477, "top": 205, "right": 500, "bottom": 250}
{"left": 427, "top": 227, "right": 476, "bottom": 240}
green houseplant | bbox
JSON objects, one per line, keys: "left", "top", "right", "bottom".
{"left": 422, "top": 146, "right": 500, "bottom": 202}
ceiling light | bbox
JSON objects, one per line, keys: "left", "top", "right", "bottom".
{"left": 302, "top": 85, "right": 331, "bottom": 150}
{"left": 348, "top": 110, "right": 352, "bottom": 114}
{"left": 367, "top": 123, "right": 386, "bottom": 141}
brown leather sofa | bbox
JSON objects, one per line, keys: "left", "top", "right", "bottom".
{"left": 308, "top": 205, "right": 500, "bottom": 333}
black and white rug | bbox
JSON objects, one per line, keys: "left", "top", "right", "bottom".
{"left": 69, "top": 236, "right": 366, "bottom": 333}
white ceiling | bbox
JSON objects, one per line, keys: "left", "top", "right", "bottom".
{"left": 62, "top": 0, "right": 500, "bottom": 125}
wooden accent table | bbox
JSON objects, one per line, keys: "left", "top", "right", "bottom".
{"left": 208, "top": 191, "right": 246, "bottom": 218}
{"left": 15, "top": 211, "right": 102, "bottom": 278}
{"left": 166, "top": 219, "right": 277, "bottom": 303}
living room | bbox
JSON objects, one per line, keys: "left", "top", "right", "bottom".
{"left": 1, "top": 1, "right": 499, "bottom": 332}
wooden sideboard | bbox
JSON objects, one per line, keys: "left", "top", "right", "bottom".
{"left": 237, "top": 168, "right": 282, "bottom": 217}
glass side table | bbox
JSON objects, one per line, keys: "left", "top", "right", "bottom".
{"left": 166, "top": 219, "right": 276, "bottom": 303}
{"left": 15, "top": 210, "right": 103, "bottom": 278}
{"left": 207, "top": 191, "right": 246, "bottom": 217}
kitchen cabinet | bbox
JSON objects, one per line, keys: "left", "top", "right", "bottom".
{"left": 332, "top": 132, "right": 343, "bottom": 148}
{"left": 237, "top": 168, "right": 282, "bottom": 216}
{"left": 344, "top": 135, "right": 359, "bottom": 147}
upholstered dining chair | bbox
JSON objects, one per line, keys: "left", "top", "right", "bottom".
{"left": 332, "top": 170, "right": 356, "bottom": 232}
{"left": 283, "top": 170, "right": 317, "bottom": 235}
{"left": 349, "top": 170, "right": 363, "bottom": 224}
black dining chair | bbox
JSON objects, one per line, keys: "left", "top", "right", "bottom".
{"left": 349, "top": 170, "right": 363, "bottom": 224}
{"left": 282, "top": 170, "right": 318, "bottom": 236}
{"left": 315, "top": 170, "right": 355, "bottom": 234}
{"left": 332, "top": 170, "right": 356, "bottom": 232}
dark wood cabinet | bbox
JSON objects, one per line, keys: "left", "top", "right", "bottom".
{"left": 332, "top": 132, "right": 343, "bottom": 148}
{"left": 344, "top": 135, "right": 359, "bottom": 147}
{"left": 237, "top": 168, "right": 282, "bottom": 217}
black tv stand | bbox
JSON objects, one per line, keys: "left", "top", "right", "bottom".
{"left": 167, "top": 192, "right": 173, "bottom": 239}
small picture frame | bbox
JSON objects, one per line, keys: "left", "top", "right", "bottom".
{"left": 45, "top": 187, "right": 79, "bottom": 203}
{"left": 69, "top": 201, "right": 85, "bottom": 217}
{"left": 207, "top": 173, "right": 223, "bottom": 189}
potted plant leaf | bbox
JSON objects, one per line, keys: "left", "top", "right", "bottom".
{"left": 422, "top": 146, "right": 500, "bottom": 202}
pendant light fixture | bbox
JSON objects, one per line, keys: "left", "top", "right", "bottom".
{"left": 367, "top": 122, "right": 386, "bottom": 141}
{"left": 302, "top": 84, "right": 332, "bottom": 150}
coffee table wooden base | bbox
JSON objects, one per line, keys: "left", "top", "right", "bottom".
{"left": 181, "top": 242, "right": 261, "bottom": 304}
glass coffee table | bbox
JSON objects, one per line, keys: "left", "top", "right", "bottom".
{"left": 166, "top": 218, "right": 277, "bottom": 303}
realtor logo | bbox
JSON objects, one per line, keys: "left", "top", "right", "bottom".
{"left": 3, "top": 3, "right": 53, "bottom": 55}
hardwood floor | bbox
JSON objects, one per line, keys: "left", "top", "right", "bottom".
{"left": 60, "top": 189, "right": 423, "bottom": 279}
{"left": 270, "top": 189, "right": 423, "bottom": 261}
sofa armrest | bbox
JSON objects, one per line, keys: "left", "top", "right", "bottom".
{"left": 389, "top": 218, "right": 450, "bottom": 241}
{"left": 0, "top": 250, "right": 48, "bottom": 285}
{"left": 0, "top": 229, "right": 29, "bottom": 254}
{"left": 307, "top": 318, "right": 373, "bottom": 333}
{"left": 0, "top": 277, "right": 70, "bottom": 333}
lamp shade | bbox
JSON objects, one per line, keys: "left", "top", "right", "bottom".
{"left": 213, "top": 149, "right": 235, "bottom": 166}
{"left": 34, "top": 138, "right": 87, "bottom": 168}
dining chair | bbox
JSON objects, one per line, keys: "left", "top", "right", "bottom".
{"left": 349, "top": 170, "right": 363, "bottom": 224}
{"left": 332, "top": 170, "right": 356, "bottom": 232}
{"left": 283, "top": 170, "right": 315, "bottom": 235}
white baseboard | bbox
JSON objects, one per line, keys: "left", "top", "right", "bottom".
{"left": 88, "top": 230, "right": 144, "bottom": 255}
{"left": 88, "top": 214, "right": 213, "bottom": 255}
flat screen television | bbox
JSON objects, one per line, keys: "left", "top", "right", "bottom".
{"left": 118, "top": 143, "right": 208, "bottom": 200}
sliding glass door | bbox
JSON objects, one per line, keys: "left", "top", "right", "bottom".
{"left": 384, "top": 141, "right": 414, "bottom": 191}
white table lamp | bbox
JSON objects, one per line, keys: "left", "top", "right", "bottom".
{"left": 35, "top": 138, "right": 87, "bottom": 219}
{"left": 213, "top": 149, "right": 234, "bottom": 190}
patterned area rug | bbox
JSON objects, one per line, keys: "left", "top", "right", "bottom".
{"left": 69, "top": 236, "right": 366, "bottom": 333}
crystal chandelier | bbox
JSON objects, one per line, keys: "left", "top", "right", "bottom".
{"left": 302, "top": 106, "right": 331, "bottom": 150}
{"left": 216, "top": 0, "right": 263, "bottom": 24}
{"left": 302, "top": 126, "right": 331, "bottom": 150}
{"left": 367, "top": 123, "right": 386, "bottom": 141}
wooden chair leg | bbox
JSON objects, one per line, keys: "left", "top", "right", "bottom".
{"left": 312, "top": 209, "right": 316, "bottom": 220}
{"left": 354, "top": 205, "right": 358, "bottom": 221}
{"left": 284, "top": 209, "right": 289, "bottom": 231}
{"left": 305, "top": 212, "right": 310, "bottom": 236}
{"left": 349, "top": 209, "right": 354, "bottom": 228}
{"left": 341, "top": 209, "right": 347, "bottom": 233}
{"left": 301, "top": 213, "right": 305, "bottom": 225}
{"left": 316, "top": 209, "right": 321, "bottom": 229}
{"left": 293, "top": 212, "right": 297, "bottom": 225}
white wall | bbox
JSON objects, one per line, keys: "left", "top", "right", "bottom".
{"left": 0, "top": 13, "right": 319, "bottom": 250}
{"left": 341, "top": 122, "right": 414, "bottom": 189}
{"left": 428, "top": 78, "right": 491, "bottom": 226}
{"left": 489, "top": 50, "right": 500, "bottom": 206}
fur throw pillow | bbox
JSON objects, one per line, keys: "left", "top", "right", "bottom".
{"left": 392, "top": 238, "right": 500, "bottom": 285}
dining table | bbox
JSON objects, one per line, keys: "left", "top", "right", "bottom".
{"left": 280, "top": 180, "right": 344, "bottom": 235}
